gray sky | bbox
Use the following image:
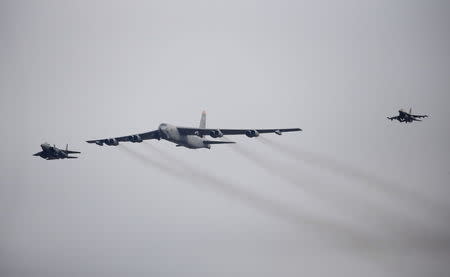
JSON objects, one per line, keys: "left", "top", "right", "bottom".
{"left": 1, "top": 1, "right": 450, "bottom": 276}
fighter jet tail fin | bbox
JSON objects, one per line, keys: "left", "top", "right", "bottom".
{"left": 199, "top": 111, "right": 206, "bottom": 129}
{"left": 64, "top": 144, "right": 80, "bottom": 154}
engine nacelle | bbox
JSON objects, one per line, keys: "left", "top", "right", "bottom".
{"left": 128, "top": 135, "right": 143, "bottom": 143}
{"left": 209, "top": 129, "right": 223, "bottom": 138}
{"left": 245, "top": 130, "right": 259, "bottom": 138}
{"left": 104, "top": 138, "right": 119, "bottom": 146}
{"left": 194, "top": 131, "right": 203, "bottom": 137}
{"left": 95, "top": 140, "right": 104, "bottom": 146}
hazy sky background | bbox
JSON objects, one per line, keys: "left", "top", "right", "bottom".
{"left": 1, "top": 1, "right": 450, "bottom": 276}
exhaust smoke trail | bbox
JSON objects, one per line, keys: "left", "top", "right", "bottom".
{"left": 257, "top": 136, "right": 450, "bottom": 219}
{"left": 138, "top": 142, "right": 379, "bottom": 251}
{"left": 121, "top": 143, "right": 450, "bottom": 259}
{"left": 119, "top": 145, "right": 186, "bottom": 180}
{"left": 228, "top": 142, "right": 423, "bottom": 235}
{"left": 228, "top": 139, "right": 450, "bottom": 253}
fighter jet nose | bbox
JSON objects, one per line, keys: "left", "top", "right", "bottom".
{"left": 40, "top": 142, "right": 50, "bottom": 150}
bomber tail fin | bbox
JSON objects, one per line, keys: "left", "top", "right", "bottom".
{"left": 199, "top": 111, "right": 206, "bottom": 129}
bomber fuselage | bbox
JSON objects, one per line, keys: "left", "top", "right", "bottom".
{"left": 159, "top": 123, "right": 210, "bottom": 149}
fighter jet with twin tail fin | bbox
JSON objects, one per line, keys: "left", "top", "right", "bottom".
{"left": 387, "top": 108, "right": 428, "bottom": 123}
{"left": 33, "top": 143, "right": 81, "bottom": 160}
{"left": 86, "top": 111, "right": 302, "bottom": 149}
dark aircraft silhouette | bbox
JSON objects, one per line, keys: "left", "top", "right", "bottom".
{"left": 387, "top": 108, "right": 428, "bottom": 123}
{"left": 87, "top": 111, "right": 302, "bottom": 149}
{"left": 33, "top": 143, "right": 80, "bottom": 160}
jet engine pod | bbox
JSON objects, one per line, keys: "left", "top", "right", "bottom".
{"left": 245, "top": 130, "right": 259, "bottom": 138}
{"left": 209, "top": 129, "right": 223, "bottom": 138}
{"left": 105, "top": 138, "right": 119, "bottom": 146}
{"left": 128, "top": 135, "right": 143, "bottom": 143}
{"left": 95, "top": 140, "right": 104, "bottom": 146}
{"left": 194, "top": 131, "right": 203, "bottom": 137}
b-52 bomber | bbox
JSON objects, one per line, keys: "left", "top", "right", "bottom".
{"left": 33, "top": 143, "right": 81, "bottom": 160}
{"left": 387, "top": 108, "right": 428, "bottom": 123}
{"left": 87, "top": 111, "right": 302, "bottom": 149}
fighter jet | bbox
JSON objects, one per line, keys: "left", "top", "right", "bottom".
{"left": 33, "top": 143, "right": 81, "bottom": 160}
{"left": 387, "top": 108, "right": 428, "bottom": 123}
{"left": 87, "top": 111, "right": 302, "bottom": 149}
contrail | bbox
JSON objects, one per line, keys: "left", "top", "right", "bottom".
{"left": 257, "top": 136, "right": 450, "bottom": 219}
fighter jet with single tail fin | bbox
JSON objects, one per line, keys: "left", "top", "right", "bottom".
{"left": 86, "top": 111, "right": 302, "bottom": 149}
{"left": 387, "top": 108, "right": 428, "bottom": 123}
{"left": 33, "top": 143, "right": 81, "bottom": 160}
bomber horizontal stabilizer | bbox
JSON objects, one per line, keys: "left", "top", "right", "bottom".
{"left": 203, "top": 140, "right": 236, "bottom": 145}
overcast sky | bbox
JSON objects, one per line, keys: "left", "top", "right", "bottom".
{"left": 1, "top": 1, "right": 450, "bottom": 276}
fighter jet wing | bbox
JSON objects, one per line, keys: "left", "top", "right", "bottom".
{"left": 45, "top": 157, "right": 59, "bottom": 160}
{"left": 178, "top": 127, "right": 301, "bottom": 136}
{"left": 33, "top": 151, "right": 44, "bottom": 156}
{"left": 63, "top": 150, "right": 81, "bottom": 154}
{"left": 387, "top": 116, "right": 399, "bottom": 121}
{"left": 86, "top": 130, "right": 160, "bottom": 145}
{"left": 411, "top": 114, "right": 428, "bottom": 118}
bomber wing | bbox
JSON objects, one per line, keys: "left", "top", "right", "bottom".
{"left": 178, "top": 127, "right": 301, "bottom": 137}
{"left": 86, "top": 130, "right": 160, "bottom": 146}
